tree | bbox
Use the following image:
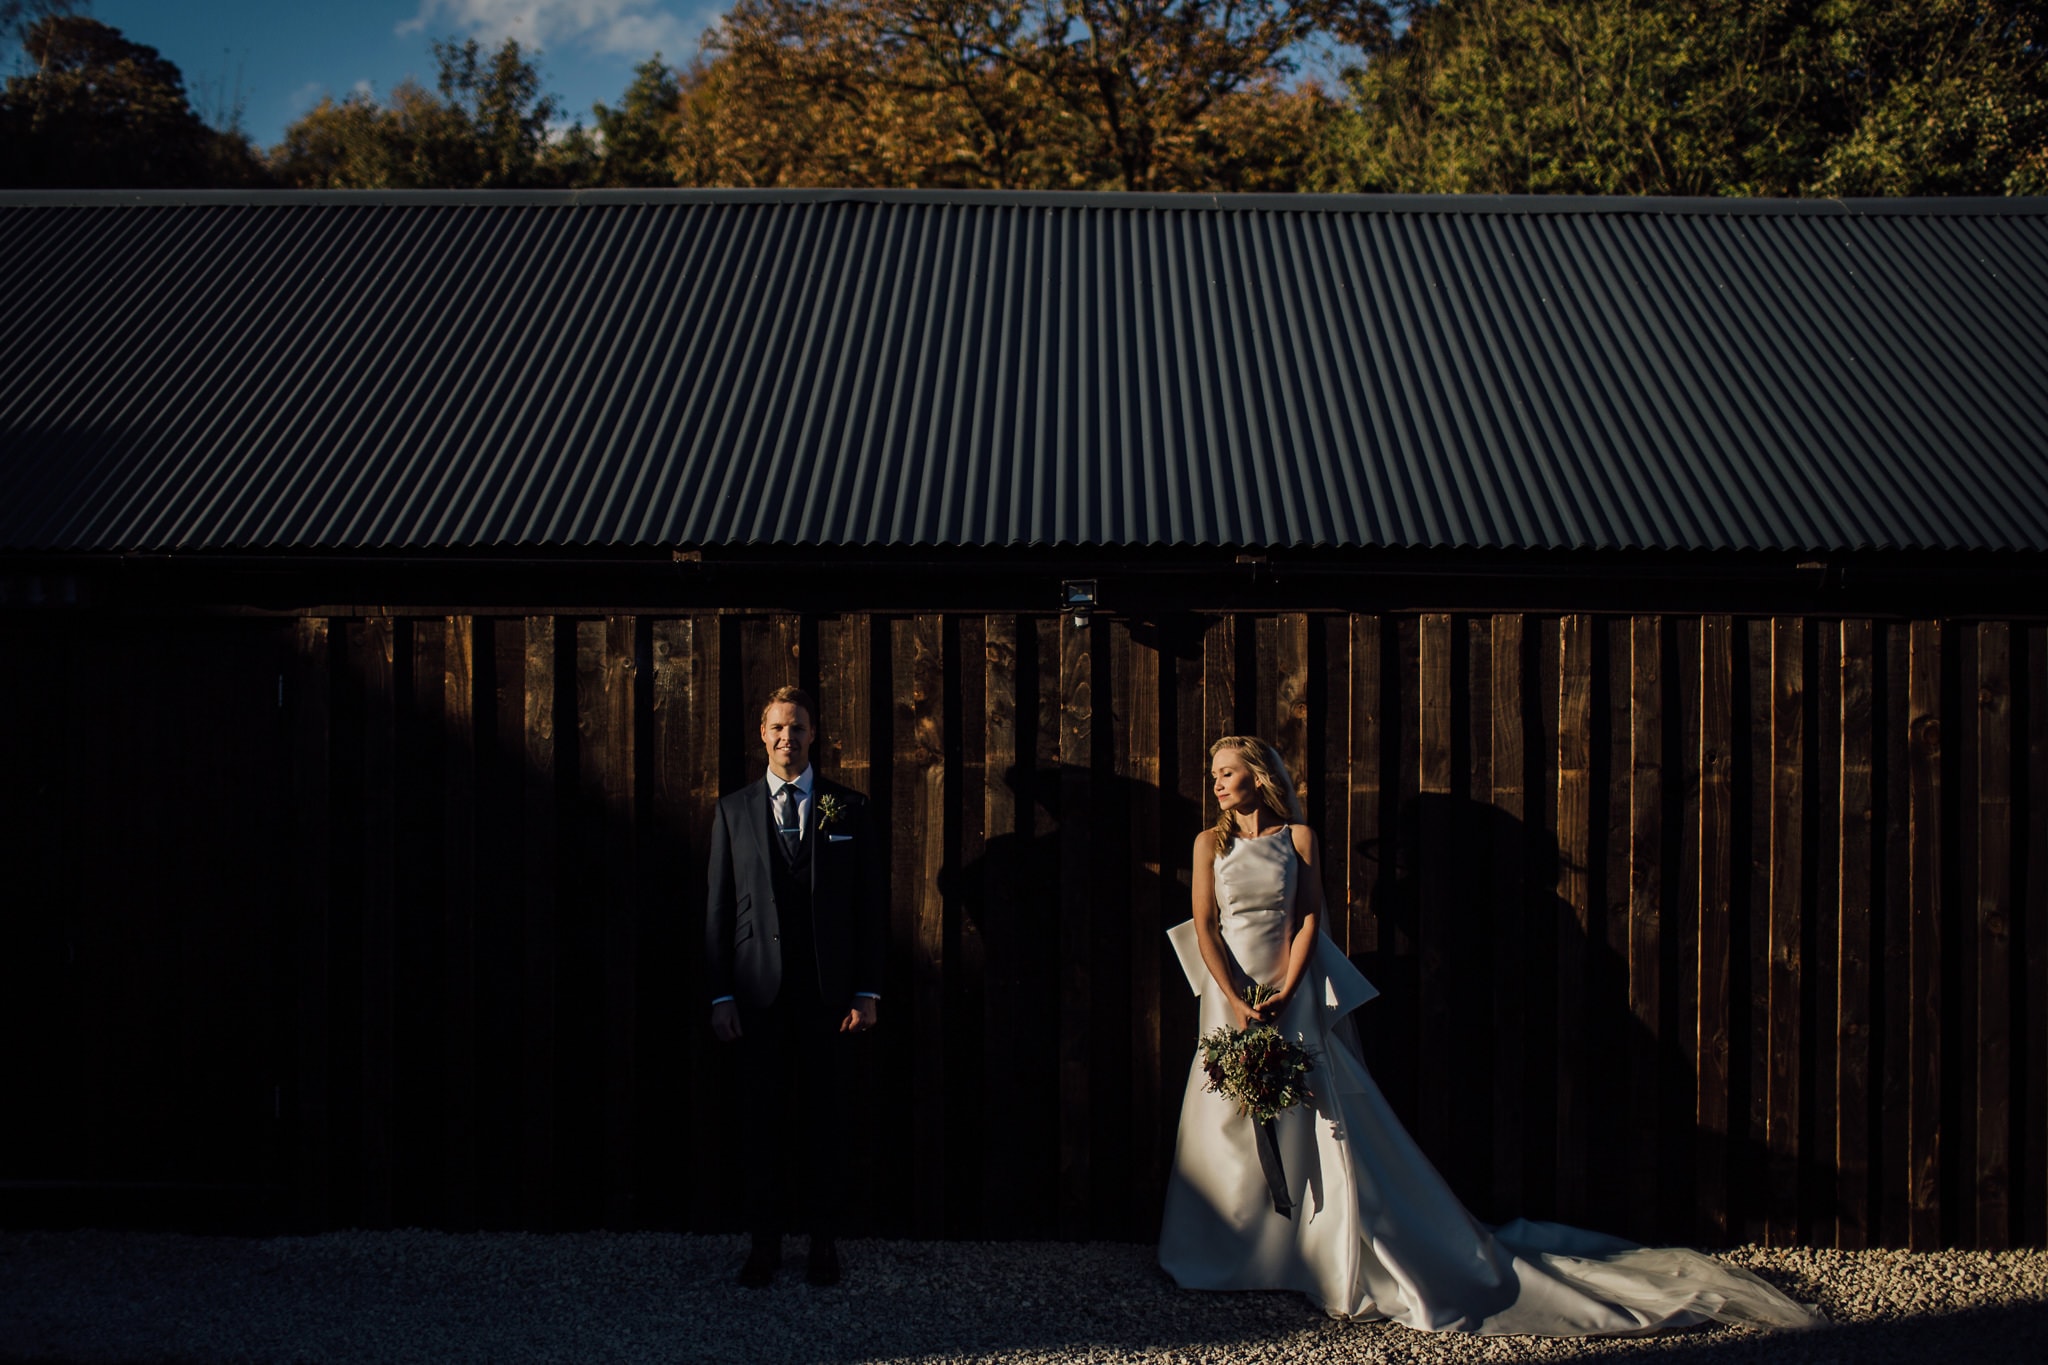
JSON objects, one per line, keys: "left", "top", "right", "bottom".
{"left": 270, "top": 36, "right": 585, "bottom": 189}
{"left": 1808, "top": 0, "right": 2048, "bottom": 195}
{"left": 1, "top": 0, "right": 82, "bottom": 53}
{"left": 0, "top": 15, "right": 266, "bottom": 187}
{"left": 681, "top": 0, "right": 1380, "bottom": 190}
{"left": 677, "top": 0, "right": 1042, "bottom": 187}
{"left": 589, "top": 55, "right": 684, "bottom": 185}
{"left": 997, "top": 0, "right": 1387, "bottom": 189}
{"left": 1315, "top": 0, "right": 2047, "bottom": 196}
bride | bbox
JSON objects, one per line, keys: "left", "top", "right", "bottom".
{"left": 1158, "top": 735, "right": 1826, "bottom": 1336}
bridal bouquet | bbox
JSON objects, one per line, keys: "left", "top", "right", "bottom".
{"left": 1198, "top": 983, "right": 1315, "bottom": 1124}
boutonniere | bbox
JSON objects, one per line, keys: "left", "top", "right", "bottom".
{"left": 815, "top": 794, "right": 849, "bottom": 831}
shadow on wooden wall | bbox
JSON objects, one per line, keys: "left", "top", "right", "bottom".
{"left": 1, "top": 610, "right": 2041, "bottom": 1251}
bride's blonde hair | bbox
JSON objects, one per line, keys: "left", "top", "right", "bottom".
{"left": 1209, "top": 736, "right": 1306, "bottom": 856}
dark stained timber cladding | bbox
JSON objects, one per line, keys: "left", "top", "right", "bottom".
{"left": 1489, "top": 614, "right": 1530, "bottom": 1221}
{"left": 8, "top": 605, "right": 2048, "bottom": 1250}
{"left": 1695, "top": 616, "right": 1734, "bottom": 1245}
{"left": 1837, "top": 620, "right": 1876, "bottom": 1250}
{"left": 2026, "top": 625, "right": 2047, "bottom": 1250}
{"left": 1975, "top": 623, "right": 2012, "bottom": 1249}
{"left": 954, "top": 614, "right": 990, "bottom": 1235}
{"left": 442, "top": 617, "right": 479, "bottom": 1231}
{"left": 292, "top": 619, "right": 333, "bottom": 1228}
{"left": 3, "top": 196, "right": 2047, "bottom": 554}
{"left": 358, "top": 617, "right": 397, "bottom": 1228}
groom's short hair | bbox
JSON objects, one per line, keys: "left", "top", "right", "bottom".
{"left": 761, "top": 685, "right": 817, "bottom": 727}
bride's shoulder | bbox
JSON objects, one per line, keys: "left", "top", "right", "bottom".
{"left": 1191, "top": 827, "right": 1222, "bottom": 859}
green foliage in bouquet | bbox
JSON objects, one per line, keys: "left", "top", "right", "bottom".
{"left": 1198, "top": 982, "right": 1316, "bottom": 1124}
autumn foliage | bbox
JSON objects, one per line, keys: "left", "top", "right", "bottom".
{"left": 2, "top": 0, "right": 2042, "bottom": 195}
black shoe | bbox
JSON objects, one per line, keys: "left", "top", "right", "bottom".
{"left": 805, "top": 1237, "right": 841, "bottom": 1287}
{"left": 738, "top": 1236, "right": 780, "bottom": 1289}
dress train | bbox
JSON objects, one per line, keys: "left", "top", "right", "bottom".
{"left": 1158, "top": 828, "right": 1823, "bottom": 1336}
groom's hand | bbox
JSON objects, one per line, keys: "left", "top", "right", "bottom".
{"left": 711, "top": 1000, "right": 742, "bottom": 1043}
{"left": 838, "top": 997, "right": 878, "bottom": 1033}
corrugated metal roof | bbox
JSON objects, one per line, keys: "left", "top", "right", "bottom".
{"left": 2, "top": 189, "right": 2045, "bottom": 554}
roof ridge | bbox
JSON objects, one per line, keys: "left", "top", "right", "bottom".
{"left": 2, "top": 188, "right": 2044, "bottom": 215}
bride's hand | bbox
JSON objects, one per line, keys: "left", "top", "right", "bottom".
{"left": 1250, "top": 988, "right": 1293, "bottom": 1024}
{"left": 1228, "top": 995, "right": 1262, "bottom": 1031}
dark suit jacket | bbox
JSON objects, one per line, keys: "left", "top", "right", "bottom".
{"left": 704, "top": 774, "right": 885, "bottom": 1011}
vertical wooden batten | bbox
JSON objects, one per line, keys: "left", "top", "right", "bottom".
{"left": 1976, "top": 622, "right": 2012, "bottom": 1249}
{"left": 954, "top": 614, "right": 989, "bottom": 1234}
{"left": 1812, "top": 619, "right": 1842, "bottom": 1247}
{"left": 584, "top": 617, "right": 638, "bottom": 1229}
{"left": 1766, "top": 617, "right": 1804, "bottom": 1244}
{"left": 1202, "top": 615, "right": 1235, "bottom": 806}
{"left": 817, "top": 616, "right": 873, "bottom": 796}
{"left": 1490, "top": 614, "right": 1527, "bottom": 1217}
{"left": 292, "top": 618, "right": 333, "bottom": 1230}
{"left": 893, "top": 615, "right": 946, "bottom": 1237}
{"left": 442, "top": 616, "right": 478, "bottom": 1229}
{"left": 2028, "top": 625, "right": 2048, "bottom": 1250}
{"left": 650, "top": 616, "right": 719, "bottom": 1229}
{"left": 1320, "top": 616, "right": 1354, "bottom": 943}
{"left": 977, "top": 615, "right": 1023, "bottom": 1232}
{"left": 358, "top": 616, "right": 397, "bottom": 1228}
{"left": 1695, "top": 616, "right": 1733, "bottom": 1246}
{"left": 1416, "top": 614, "right": 1455, "bottom": 1171}
{"left": 1125, "top": 621, "right": 1165, "bottom": 1236}
{"left": 1837, "top": 620, "right": 1875, "bottom": 1249}
{"left": 1349, "top": 615, "right": 1384, "bottom": 959}
{"left": 1553, "top": 614, "right": 1593, "bottom": 1225}
{"left": 1907, "top": 620, "right": 1943, "bottom": 1249}
{"left": 1627, "top": 616, "right": 1664, "bottom": 1238}
{"left": 1878, "top": 622, "right": 1912, "bottom": 1246}
{"left": 1272, "top": 614, "right": 1311, "bottom": 812}
{"left": 1058, "top": 615, "right": 1094, "bottom": 1238}
{"left": 1031, "top": 617, "right": 1062, "bottom": 1236}
{"left": 519, "top": 616, "right": 558, "bottom": 1228}
{"left": 1463, "top": 615, "right": 1494, "bottom": 1209}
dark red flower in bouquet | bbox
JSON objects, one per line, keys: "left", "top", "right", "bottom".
{"left": 1196, "top": 983, "right": 1315, "bottom": 1124}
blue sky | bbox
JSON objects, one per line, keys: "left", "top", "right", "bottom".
{"left": 78, "top": 0, "right": 725, "bottom": 149}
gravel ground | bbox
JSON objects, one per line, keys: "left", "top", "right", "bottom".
{"left": 3, "top": 1231, "right": 2045, "bottom": 1365}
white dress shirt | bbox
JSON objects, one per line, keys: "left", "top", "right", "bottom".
{"left": 767, "top": 766, "right": 813, "bottom": 839}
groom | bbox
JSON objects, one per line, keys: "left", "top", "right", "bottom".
{"left": 705, "top": 685, "right": 884, "bottom": 1287}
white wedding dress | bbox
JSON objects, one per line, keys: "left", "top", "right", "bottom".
{"left": 1158, "top": 825, "right": 1826, "bottom": 1335}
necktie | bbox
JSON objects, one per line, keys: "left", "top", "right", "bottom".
{"left": 775, "top": 784, "right": 801, "bottom": 863}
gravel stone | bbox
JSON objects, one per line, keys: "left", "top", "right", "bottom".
{"left": 3, "top": 1231, "right": 2045, "bottom": 1364}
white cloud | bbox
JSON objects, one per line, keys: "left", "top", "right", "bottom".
{"left": 351, "top": 78, "right": 377, "bottom": 99}
{"left": 396, "top": 0, "right": 700, "bottom": 58}
{"left": 288, "top": 80, "right": 327, "bottom": 113}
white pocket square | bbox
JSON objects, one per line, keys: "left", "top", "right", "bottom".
{"left": 826, "top": 833, "right": 854, "bottom": 842}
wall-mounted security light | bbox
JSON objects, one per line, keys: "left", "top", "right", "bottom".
{"left": 1062, "top": 579, "right": 1098, "bottom": 628}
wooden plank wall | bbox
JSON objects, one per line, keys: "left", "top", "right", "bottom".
{"left": 0, "top": 619, "right": 293, "bottom": 1225}
{"left": 6, "top": 609, "right": 2044, "bottom": 1250}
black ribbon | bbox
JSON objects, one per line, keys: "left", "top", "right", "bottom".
{"left": 1255, "top": 1118, "right": 1292, "bottom": 1218}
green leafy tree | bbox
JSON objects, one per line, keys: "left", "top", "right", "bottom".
{"left": 1316, "top": 0, "right": 2047, "bottom": 196}
{"left": 2, "top": 0, "right": 83, "bottom": 52}
{"left": 1810, "top": 0, "right": 2048, "bottom": 194}
{"left": 270, "top": 36, "right": 586, "bottom": 188}
{"left": 589, "top": 55, "right": 684, "bottom": 185}
{"left": 0, "top": 15, "right": 266, "bottom": 186}
{"left": 268, "top": 83, "right": 464, "bottom": 188}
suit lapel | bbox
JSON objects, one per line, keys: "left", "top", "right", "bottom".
{"left": 735, "top": 778, "right": 773, "bottom": 882}
{"left": 805, "top": 776, "right": 823, "bottom": 893}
